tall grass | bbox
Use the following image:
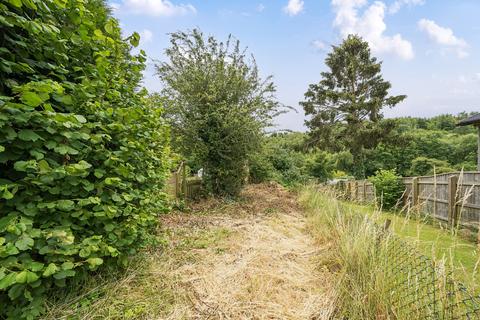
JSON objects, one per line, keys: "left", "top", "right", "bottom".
{"left": 300, "top": 184, "right": 480, "bottom": 319}
{"left": 300, "top": 185, "right": 395, "bottom": 319}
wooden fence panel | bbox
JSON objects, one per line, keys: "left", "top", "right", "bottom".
{"left": 416, "top": 174, "right": 450, "bottom": 222}
{"left": 365, "top": 181, "right": 375, "bottom": 202}
{"left": 457, "top": 172, "right": 480, "bottom": 228}
{"left": 353, "top": 171, "right": 480, "bottom": 230}
{"left": 186, "top": 177, "right": 202, "bottom": 199}
{"left": 346, "top": 180, "right": 375, "bottom": 203}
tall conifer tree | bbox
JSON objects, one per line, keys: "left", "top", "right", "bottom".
{"left": 301, "top": 35, "right": 406, "bottom": 177}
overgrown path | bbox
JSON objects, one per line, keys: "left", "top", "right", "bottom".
{"left": 43, "top": 183, "right": 334, "bottom": 319}
{"left": 162, "top": 183, "right": 334, "bottom": 319}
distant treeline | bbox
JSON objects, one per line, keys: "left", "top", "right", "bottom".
{"left": 250, "top": 113, "right": 477, "bottom": 186}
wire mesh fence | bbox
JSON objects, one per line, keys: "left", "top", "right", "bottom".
{"left": 381, "top": 233, "right": 480, "bottom": 319}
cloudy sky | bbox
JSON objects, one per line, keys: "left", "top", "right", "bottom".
{"left": 110, "top": 0, "right": 480, "bottom": 131}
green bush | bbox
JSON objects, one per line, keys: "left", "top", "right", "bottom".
{"left": 305, "top": 151, "right": 335, "bottom": 182}
{"left": 248, "top": 152, "right": 274, "bottom": 183}
{"left": 0, "top": 1, "right": 169, "bottom": 318}
{"left": 369, "top": 169, "right": 404, "bottom": 209}
{"left": 409, "top": 156, "right": 454, "bottom": 176}
{"left": 157, "top": 30, "right": 281, "bottom": 197}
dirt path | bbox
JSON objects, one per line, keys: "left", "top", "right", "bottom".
{"left": 163, "top": 183, "right": 334, "bottom": 319}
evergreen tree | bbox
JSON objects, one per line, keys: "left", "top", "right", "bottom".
{"left": 300, "top": 35, "right": 406, "bottom": 178}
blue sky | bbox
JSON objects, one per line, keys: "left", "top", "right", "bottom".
{"left": 110, "top": 0, "right": 480, "bottom": 131}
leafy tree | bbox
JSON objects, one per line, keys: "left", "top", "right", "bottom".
{"left": 409, "top": 157, "right": 454, "bottom": 176}
{"left": 156, "top": 29, "right": 281, "bottom": 196}
{"left": 0, "top": 0, "right": 169, "bottom": 317}
{"left": 248, "top": 151, "right": 275, "bottom": 183}
{"left": 301, "top": 35, "right": 406, "bottom": 178}
{"left": 305, "top": 151, "right": 335, "bottom": 182}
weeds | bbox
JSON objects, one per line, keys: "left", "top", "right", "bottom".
{"left": 42, "top": 224, "right": 232, "bottom": 319}
{"left": 300, "top": 184, "right": 480, "bottom": 319}
{"left": 300, "top": 185, "right": 395, "bottom": 319}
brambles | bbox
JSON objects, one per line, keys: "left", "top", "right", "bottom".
{"left": 0, "top": 0, "right": 169, "bottom": 318}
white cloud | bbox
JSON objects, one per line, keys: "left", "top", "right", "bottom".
{"left": 110, "top": 2, "right": 121, "bottom": 12}
{"left": 119, "top": 0, "right": 196, "bottom": 16}
{"left": 456, "top": 74, "right": 480, "bottom": 84}
{"left": 256, "top": 3, "right": 266, "bottom": 12}
{"left": 418, "top": 19, "right": 469, "bottom": 58}
{"left": 312, "top": 40, "right": 328, "bottom": 51}
{"left": 140, "top": 29, "right": 153, "bottom": 44}
{"left": 388, "top": 0, "right": 425, "bottom": 14}
{"left": 331, "top": 0, "right": 414, "bottom": 60}
{"left": 283, "top": 0, "right": 304, "bottom": 16}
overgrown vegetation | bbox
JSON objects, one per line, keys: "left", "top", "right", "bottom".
{"left": 300, "top": 185, "right": 393, "bottom": 318}
{"left": 250, "top": 113, "right": 476, "bottom": 188}
{"left": 0, "top": 0, "right": 478, "bottom": 317}
{"left": 368, "top": 114, "right": 477, "bottom": 177}
{"left": 369, "top": 169, "right": 404, "bottom": 209}
{"left": 300, "top": 185, "right": 480, "bottom": 319}
{"left": 0, "top": 1, "right": 169, "bottom": 318}
{"left": 157, "top": 29, "right": 282, "bottom": 197}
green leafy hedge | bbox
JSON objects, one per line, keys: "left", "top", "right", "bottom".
{"left": 0, "top": 0, "right": 170, "bottom": 318}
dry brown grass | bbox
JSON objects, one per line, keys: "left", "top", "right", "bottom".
{"left": 162, "top": 183, "right": 335, "bottom": 319}
{"left": 44, "top": 183, "right": 334, "bottom": 320}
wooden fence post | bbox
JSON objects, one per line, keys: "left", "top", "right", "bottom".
{"left": 350, "top": 181, "right": 355, "bottom": 201}
{"left": 353, "top": 180, "right": 358, "bottom": 202}
{"left": 174, "top": 172, "right": 179, "bottom": 201}
{"left": 412, "top": 177, "right": 419, "bottom": 208}
{"left": 182, "top": 163, "right": 187, "bottom": 203}
{"left": 448, "top": 175, "right": 459, "bottom": 227}
{"left": 362, "top": 180, "right": 367, "bottom": 202}
{"left": 339, "top": 180, "right": 345, "bottom": 194}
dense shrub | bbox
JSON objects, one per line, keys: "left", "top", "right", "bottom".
{"left": 157, "top": 30, "right": 282, "bottom": 197}
{"left": 409, "top": 156, "right": 454, "bottom": 176}
{"left": 248, "top": 152, "right": 274, "bottom": 183}
{"left": 0, "top": 0, "right": 169, "bottom": 318}
{"left": 369, "top": 169, "right": 404, "bottom": 209}
{"left": 305, "top": 151, "right": 335, "bottom": 182}
{"left": 267, "top": 147, "right": 309, "bottom": 186}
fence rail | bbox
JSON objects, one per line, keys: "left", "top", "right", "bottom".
{"left": 341, "top": 171, "right": 480, "bottom": 231}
